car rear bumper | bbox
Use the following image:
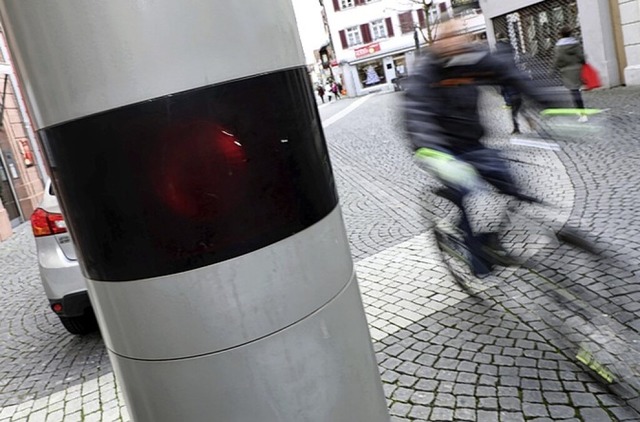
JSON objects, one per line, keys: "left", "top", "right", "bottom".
{"left": 49, "top": 290, "right": 92, "bottom": 317}
{"left": 36, "top": 236, "right": 87, "bottom": 300}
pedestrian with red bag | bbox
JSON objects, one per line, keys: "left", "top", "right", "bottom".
{"left": 553, "top": 26, "right": 588, "bottom": 121}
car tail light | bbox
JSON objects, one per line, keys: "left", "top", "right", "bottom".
{"left": 30, "top": 208, "right": 68, "bottom": 237}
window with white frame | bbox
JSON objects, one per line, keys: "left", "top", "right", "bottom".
{"left": 370, "top": 19, "right": 387, "bottom": 40}
{"left": 340, "top": 0, "right": 355, "bottom": 9}
{"left": 346, "top": 26, "right": 363, "bottom": 47}
{"left": 365, "top": 0, "right": 381, "bottom": 3}
{"left": 430, "top": 8, "right": 438, "bottom": 24}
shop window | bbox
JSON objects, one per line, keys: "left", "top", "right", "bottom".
{"left": 357, "top": 59, "right": 385, "bottom": 87}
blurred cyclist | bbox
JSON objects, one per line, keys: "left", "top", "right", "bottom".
{"left": 404, "top": 19, "right": 556, "bottom": 277}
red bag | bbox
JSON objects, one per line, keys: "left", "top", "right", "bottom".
{"left": 581, "top": 63, "right": 601, "bottom": 90}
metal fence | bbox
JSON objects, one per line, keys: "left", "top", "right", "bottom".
{"left": 492, "top": 0, "right": 580, "bottom": 84}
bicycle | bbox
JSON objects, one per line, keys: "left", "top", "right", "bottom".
{"left": 429, "top": 107, "right": 640, "bottom": 411}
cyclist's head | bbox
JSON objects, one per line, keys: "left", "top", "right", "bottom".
{"left": 432, "top": 18, "right": 472, "bottom": 56}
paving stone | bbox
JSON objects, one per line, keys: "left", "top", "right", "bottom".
{"left": 397, "top": 375, "right": 417, "bottom": 388}
{"left": 396, "top": 361, "right": 419, "bottom": 376}
{"left": 549, "top": 405, "right": 577, "bottom": 419}
{"left": 392, "top": 387, "right": 413, "bottom": 403}
{"left": 477, "top": 410, "right": 499, "bottom": 422}
{"left": 456, "top": 395, "right": 476, "bottom": 408}
{"left": 410, "top": 391, "right": 434, "bottom": 405}
{"left": 408, "top": 405, "right": 431, "bottom": 420}
{"left": 499, "top": 397, "right": 522, "bottom": 411}
{"left": 479, "top": 397, "right": 499, "bottom": 410}
{"left": 435, "top": 370, "right": 457, "bottom": 382}
{"left": 570, "top": 392, "right": 600, "bottom": 407}
{"left": 609, "top": 405, "right": 640, "bottom": 421}
{"left": 544, "top": 391, "right": 570, "bottom": 404}
{"left": 499, "top": 412, "right": 525, "bottom": 422}
{"left": 381, "top": 370, "right": 401, "bottom": 383}
{"left": 434, "top": 393, "right": 456, "bottom": 408}
{"left": 414, "top": 379, "right": 438, "bottom": 392}
{"left": 523, "top": 403, "right": 549, "bottom": 418}
{"left": 455, "top": 408, "right": 476, "bottom": 421}
{"left": 430, "top": 407, "right": 454, "bottom": 421}
{"left": 389, "top": 402, "right": 411, "bottom": 417}
{"left": 577, "top": 407, "right": 613, "bottom": 421}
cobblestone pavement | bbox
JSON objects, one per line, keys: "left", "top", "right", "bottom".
{"left": 1, "top": 87, "right": 639, "bottom": 421}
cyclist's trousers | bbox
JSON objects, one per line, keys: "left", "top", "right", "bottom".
{"left": 445, "top": 147, "right": 520, "bottom": 274}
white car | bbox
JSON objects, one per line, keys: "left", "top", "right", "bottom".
{"left": 30, "top": 180, "right": 97, "bottom": 334}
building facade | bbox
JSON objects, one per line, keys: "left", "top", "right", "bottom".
{"left": 618, "top": 0, "right": 640, "bottom": 84}
{"left": 481, "top": 0, "right": 639, "bottom": 87}
{"left": 324, "top": 0, "right": 458, "bottom": 96}
{"left": 0, "top": 29, "right": 45, "bottom": 240}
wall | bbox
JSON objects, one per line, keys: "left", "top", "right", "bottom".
{"left": 619, "top": 0, "right": 640, "bottom": 84}
{"left": 0, "top": 29, "right": 44, "bottom": 236}
{"left": 1, "top": 80, "right": 44, "bottom": 218}
{"left": 575, "top": 0, "right": 620, "bottom": 87}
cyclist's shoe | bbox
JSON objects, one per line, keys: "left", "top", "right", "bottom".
{"left": 473, "top": 267, "right": 492, "bottom": 279}
{"left": 478, "top": 232, "right": 521, "bottom": 266}
{"left": 470, "top": 249, "right": 494, "bottom": 278}
{"left": 471, "top": 258, "right": 493, "bottom": 279}
{"left": 433, "top": 187, "right": 458, "bottom": 204}
{"left": 513, "top": 192, "right": 541, "bottom": 204}
{"left": 482, "top": 245, "right": 520, "bottom": 267}
{"left": 478, "top": 232, "right": 501, "bottom": 250}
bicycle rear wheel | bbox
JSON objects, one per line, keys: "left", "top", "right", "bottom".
{"left": 518, "top": 224, "right": 640, "bottom": 407}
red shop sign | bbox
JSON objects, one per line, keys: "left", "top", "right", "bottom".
{"left": 355, "top": 43, "right": 380, "bottom": 58}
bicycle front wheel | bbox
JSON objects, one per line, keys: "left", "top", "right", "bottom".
{"left": 433, "top": 222, "right": 479, "bottom": 295}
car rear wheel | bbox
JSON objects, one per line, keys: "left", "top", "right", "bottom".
{"left": 58, "top": 311, "right": 98, "bottom": 335}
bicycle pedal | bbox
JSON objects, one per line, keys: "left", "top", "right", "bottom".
{"left": 576, "top": 348, "right": 616, "bottom": 384}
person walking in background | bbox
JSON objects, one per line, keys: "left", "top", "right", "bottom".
{"left": 553, "top": 26, "right": 586, "bottom": 120}
{"left": 317, "top": 84, "right": 325, "bottom": 103}
{"left": 331, "top": 81, "right": 341, "bottom": 100}
{"left": 495, "top": 33, "right": 523, "bottom": 134}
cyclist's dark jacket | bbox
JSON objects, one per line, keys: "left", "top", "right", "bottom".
{"left": 404, "top": 46, "right": 553, "bottom": 155}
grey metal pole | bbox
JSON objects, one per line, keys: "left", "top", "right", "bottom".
{"left": 0, "top": 1, "right": 389, "bottom": 421}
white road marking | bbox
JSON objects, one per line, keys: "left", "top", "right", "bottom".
{"left": 510, "top": 137, "right": 560, "bottom": 150}
{"left": 322, "top": 94, "right": 375, "bottom": 129}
